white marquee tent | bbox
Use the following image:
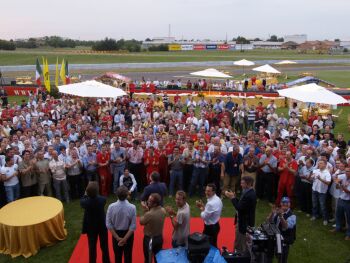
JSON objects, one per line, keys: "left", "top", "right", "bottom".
{"left": 58, "top": 80, "right": 127, "bottom": 98}
{"left": 277, "top": 83, "right": 348, "bottom": 105}
{"left": 190, "top": 68, "right": 232, "bottom": 78}
{"left": 252, "top": 64, "right": 281, "bottom": 74}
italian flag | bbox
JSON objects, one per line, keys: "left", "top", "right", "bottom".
{"left": 35, "top": 58, "right": 42, "bottom": 86}
{"left": 65, "top": 60, "right": 70, "bottom": 84}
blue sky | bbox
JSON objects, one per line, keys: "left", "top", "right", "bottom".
{"left": 1, "top": 0, "right": 349, "bottom": 41}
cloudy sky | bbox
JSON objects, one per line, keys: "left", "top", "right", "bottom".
{"left": 1, "top": 0, "right": 349, "bottom": 41}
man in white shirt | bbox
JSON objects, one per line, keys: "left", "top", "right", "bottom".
{"left": 332, "top": 167, "right": 350, "bottom": 240}
{"left": 311, "top": 159, "right": 331, "bottom": 225}
{"left": 196, "top": 183, "right": 223, "bottom": 247}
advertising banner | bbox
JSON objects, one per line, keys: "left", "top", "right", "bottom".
{"left": 193, "top": 44, "right": 206, "bottom": 50}
{"left": 168, "top": 44, "right": 181, "bottom": 51}
{"left": 206, "top": 44, "right": 217, "bottom": 50}
{"left": 217, "top": 44, "right": 230, "bottom": 50}
{"left": 4, "top": 86, "right": 38, "bottom": 96}
{"left": 181, "top": 45, "right": 193, "bottom": 51}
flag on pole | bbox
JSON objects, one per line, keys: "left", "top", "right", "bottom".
{"left": 42, "top": 57, "right": 51, "bottom": 92}
{"left": 60, "top": 59, "right": 66, "bottom": 84}
{"left": 55, "top": 57, "right": 59, "bottom": 87}
{"left": 35, "top": 58, "right": 42, "bottom": 86}
{"left": 65, "top": 60, "right": 70, "bottom": 84}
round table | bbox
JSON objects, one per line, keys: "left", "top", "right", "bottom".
{"left": 0, "top": 196, "right": 67, "bottom": 258}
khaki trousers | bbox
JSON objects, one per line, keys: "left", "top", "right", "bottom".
{"left": 223, "top": 174, "right": 239, "bottom": 193}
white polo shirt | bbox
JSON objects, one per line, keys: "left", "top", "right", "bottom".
{"left": 1, "top": 164, "right": 19, "bottom": 187}
{"left": 312, "top": 168, "right": 331, "bottom": 194}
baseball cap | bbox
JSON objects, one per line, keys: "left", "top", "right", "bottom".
{"left": 281, "top": 197, "right": 290, "bottom": 204}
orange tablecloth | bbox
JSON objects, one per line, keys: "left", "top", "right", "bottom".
{"left": 0, "top": 196, "right": 67, "bottom": 258}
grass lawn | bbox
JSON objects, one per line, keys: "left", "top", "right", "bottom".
{"left": 0, "top": 98, "right": 350, "bottom": 263}
{"left": 0, "top": 197, "right": 349, "bottom": 263}
{"left": 1, "top": 49, "right": 350, "bottom": 66}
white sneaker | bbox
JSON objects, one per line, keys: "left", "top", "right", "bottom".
{"left": 310, "top": 217, "right": 316, "bottom": 221}
{"left": 323, "top": 220, "right": 328, "bottom": 226}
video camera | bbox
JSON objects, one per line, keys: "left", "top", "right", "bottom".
{"left": 247, "top": 222, "right": 284, "bottom": 263}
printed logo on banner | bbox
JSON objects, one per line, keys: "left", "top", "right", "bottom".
{"left": 168, "top": 44, "right": 181, "bottom": 51}
{"left": 206, "top": 45, "right": 217, "bottom": 50}
{"left": 194, "top": 45, "right": 205, "bottom": 50}
{"left": 181, "top": 45, "right": 193, "bottom": 51}
{"left": 218, "top": 44, "right": 230, "bottom": 50}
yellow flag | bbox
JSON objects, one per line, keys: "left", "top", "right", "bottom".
{"left": 55, "top": 57, "right": 59, "bottom": 87}
{"left": 60, "top": 59, "right": 66, "bottom": 84}
{"left": 42, "top": 57, "right": 51, "bottom": 92}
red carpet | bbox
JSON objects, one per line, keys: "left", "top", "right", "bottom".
{"left": 69, "top": 217, "right": 235, "bottom": 263}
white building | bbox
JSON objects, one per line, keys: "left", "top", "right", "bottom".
{"left": 284, "top": 34, "right": 307, "bottom": 44}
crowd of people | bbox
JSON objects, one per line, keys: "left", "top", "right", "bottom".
{"left": 0, "top": 87, "right": 350, "bottom": 263}
{"left": 128, "top": 76, "right": 284, "bottom": 93}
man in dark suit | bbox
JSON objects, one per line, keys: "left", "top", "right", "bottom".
{"left": 141, "top": 172, "right": 167, "bottom": 206}
{"left": 225, "top": 176, "right": 257, "bottom": 255}
{"left": 81, "top": 182, "right": 111, "bottom": 263}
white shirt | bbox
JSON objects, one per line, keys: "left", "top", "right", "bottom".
{"left": 339, "top": 176, "right": 350, "bottom": 201}
{"left": 312, "top": 168, "right": 331, "bottom": 194}
{"left": 1, "top": 164, "right": 19, "bottom": 186}
{"left": 330, "top": 172, "right": 346, "bottom": 199}
{"left": 200, "top": 194, "right": 222, "bottom": 225}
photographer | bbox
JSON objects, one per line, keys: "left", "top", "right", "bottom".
{"left": 268, "top": 197, "right": 296, "bottom": 263}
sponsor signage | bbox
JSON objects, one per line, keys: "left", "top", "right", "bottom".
{"left": 218, "top": 44, "right": 230, "bottom": 50}
{"left": 193, "top": 44, "right": 206, "bottom": 50}
{"left": 206, "top": 44, "right": 217, "bottom": 50}
{"left": 4, "top": 86, "right": 38, "bottom": 96}
{"left": 181, "top": 45, "right": 193, "bottom": 51}
{"left": 168, "top": 44, "right": 181, "bottom": 51}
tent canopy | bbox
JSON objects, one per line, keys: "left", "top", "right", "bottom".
{"left": 190, "top": 68, "right": 232, "bottom": 78}
{"left": 274, "top": 60, "right": 297, "bottom": 65}
{"left": 252, "top": 64, "right": 281, "bottom": 74}
{"left": 58, "top": 80, "right": 127, "bottom": 98}
{"left": 233, "top": 59, "right": 255, "bottom": 66}
{"left": 277, "top": 83, "right": 347, "bottom": 105}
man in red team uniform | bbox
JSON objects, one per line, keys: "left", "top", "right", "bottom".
{"left": 276, "top": 150, "right": 298, "bottom": 206}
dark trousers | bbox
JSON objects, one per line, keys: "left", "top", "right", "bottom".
{"left": 112, "top": 230, "right": 134, "bottom": 263}
{"left": 203, "top": 222, "right": 220, "bottom": 248}
{"left": 256, "top": 171, "right": 275, "bottom": 203}
{"left": 143, "top": 235, "right": 163, "bottom": 263}
{"left": 299, "top": 182, "right": 312, "bottom": 214}
{"left": 189, "top": 167, "right": 208, "bottom": 197}
{"left": 21, "top": 184, "right": 38, "bottom": 198}
{"left": 87, "top": 229, "right": 110, "bottom": 263}
{"left": 0, "top": 182, "right": 7, "bottom": 208}
{"left": 183, "top": 164, "right": 193, "bottom": 192}
{"left": 68, "top": 174, "right": 83, "bottom": 199}
{"left": 208, "top": 166, "right": 221, "bottom": 197}
{"left": 128, "top": 162, "right": 145, "bottom": 191}
{"left": 86, "top": 170, "right": 99, "bottom": 182}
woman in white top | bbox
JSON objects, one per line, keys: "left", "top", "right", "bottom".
{"left": 0, "top": 157, "right": 20, "bottom": 202}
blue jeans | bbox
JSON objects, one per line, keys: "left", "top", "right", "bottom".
{"left": 312, "top": 191, "right": 328, "bottom": 220}
{"left": 112, "top": 164, "right": 125, "bottom": 193}
{"left": 5, "top": 184, "right": 20, "bottom": 203}
{"left": 336, "top": 199, "right": 350, "bottom": 237}
{"left": 53, "top": 179, "right": 70, "bottom": 202}
{"left": 169, "top": 170, "right": 183, "bottom": 196}
{"left": 189, "top": 167, "right": 208, "bottom": 197}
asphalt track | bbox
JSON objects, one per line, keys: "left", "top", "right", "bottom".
{"left": 1, "top": 63, "right": 350, "bottom": 83}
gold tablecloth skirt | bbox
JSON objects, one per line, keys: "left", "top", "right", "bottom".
{"left": 0, "top": 197, "right": 67, "bottom": 258}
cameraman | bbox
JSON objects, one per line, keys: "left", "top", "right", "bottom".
{"left": 268, "top": 197, "right": 296, "bottom": 263}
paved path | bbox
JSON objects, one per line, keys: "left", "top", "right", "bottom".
{"left": 1, "top": 59, "right": 350, "bottom": 72}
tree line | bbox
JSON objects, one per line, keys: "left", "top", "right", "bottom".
{"left": 0, "top": 36, "right": 143, "bottom": 52}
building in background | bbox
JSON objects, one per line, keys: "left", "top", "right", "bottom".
{"left": 284, "top": 34, "right": 307, "bottom": 44}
